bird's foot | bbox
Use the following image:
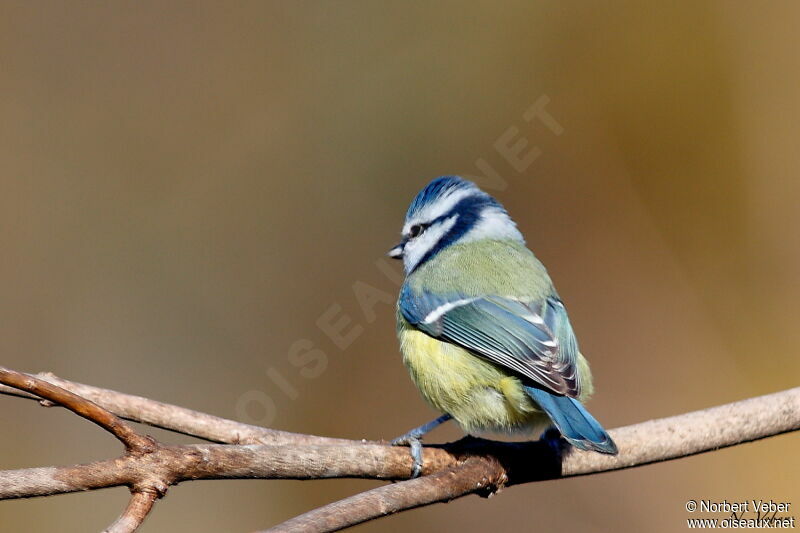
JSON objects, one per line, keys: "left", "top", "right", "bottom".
{"left": 391, "top": 432, "right": 425, "bottom": 478}
{"left": 391, "top": 414, "right": 452, "bottom": 478}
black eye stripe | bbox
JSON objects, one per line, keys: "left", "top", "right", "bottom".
{"left": 408, "top": 211, "right": 459, "bottom": 238}
{"left": 408, "top": 195, "right": 500, "bottom": 274}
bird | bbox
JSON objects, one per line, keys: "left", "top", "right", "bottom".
{"left": 388, "top": 176, "right": 617, "bottom": 476}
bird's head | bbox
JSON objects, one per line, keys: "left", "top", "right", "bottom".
{"left": 389, "top": 176, "right": 524, "bottom": 274}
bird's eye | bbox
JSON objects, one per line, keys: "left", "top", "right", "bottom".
{"left": 409, "top": 224, "right": 427, "bottom": 238}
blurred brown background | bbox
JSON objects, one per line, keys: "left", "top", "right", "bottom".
{"left": 1, "top": 1, "right": 798, "bottom": 531}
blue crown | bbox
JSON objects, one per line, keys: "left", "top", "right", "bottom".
{"left": 406, "top": 176, "right": 485, "bottom": 221}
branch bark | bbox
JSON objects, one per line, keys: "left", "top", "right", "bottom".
{"left": 262, "top": 458, "right": 505, "bottom": 533}
{"left": 260, "top": 387, "right": 800, "bottom": 531}
{"left": 103, "top": 491, "right": 159, "bottom": 533}
{"left": 0, "top": 371, "right": 351, "bottom": 446}
{"left": 1, "top": 367, "right": 797, "bottom": 533}
{"left": 0, "top": 368, "right": 154, "bottom": 454}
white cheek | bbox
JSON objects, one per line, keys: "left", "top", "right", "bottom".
{"left": 403, "top": 216, "right": 458, "bottom": 273}
{"left": 461, "top": 208, "right": 524, "bottom": 243}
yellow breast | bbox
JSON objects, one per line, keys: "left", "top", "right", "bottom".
{"left": 398, "top": 325, "right": 548, "bottom": 434}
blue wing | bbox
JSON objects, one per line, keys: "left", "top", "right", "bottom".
{"left": 400, "top": 285, "right": 582, "bottom": 398}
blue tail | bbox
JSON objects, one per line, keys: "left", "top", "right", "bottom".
{"left": 525, "top": 386, "right": 618, "bottom": 455}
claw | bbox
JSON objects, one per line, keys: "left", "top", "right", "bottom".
{"left": 391, "top": 434, "right": 424, "bottom": 478}
{"left": 391, "top": 414, "right": 452, "bottom": 479}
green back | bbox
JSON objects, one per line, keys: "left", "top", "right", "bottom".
{"left": 407, "top": 239, "right": 555, "bottom": 300}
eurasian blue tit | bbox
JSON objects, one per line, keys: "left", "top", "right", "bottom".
{"left": 389, "top": 176, "right": 617, "bottom": 475}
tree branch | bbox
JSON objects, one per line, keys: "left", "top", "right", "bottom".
{"left": 262, "top": 387, "right": 800, "bottom": 531}
{"left": 0, "top": 367, "right": 797, "bottom": 533}
{"left": 0, "top": 371, "right": 351, "bottom": 446}
{"left": 0, "top": 443, "right": 456, "bottom": 500}
{"left": 0, "top": 368, "right": 153, "bottom": 454}
{"left": 262, "top": 458, "right": 504, "bottom": 533}
{"left": 103, "top": 491, "right": 159, "bottom": 533}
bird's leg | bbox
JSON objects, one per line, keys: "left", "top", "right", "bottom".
{"left": 391, "top": 414, "right": 452, "bottom": 478}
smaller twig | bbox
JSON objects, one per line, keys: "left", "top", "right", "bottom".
{"left": 103, "top": 491, "right": 159, "bottom": 533}
{"left": 0, "top": 371, "right": 353, "bottom": 446}
{"left": 261, "top": 458, "right": 505, "bottom": 533}
{"left": 0, "top": 367, "right": 153, "bottom": 454}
